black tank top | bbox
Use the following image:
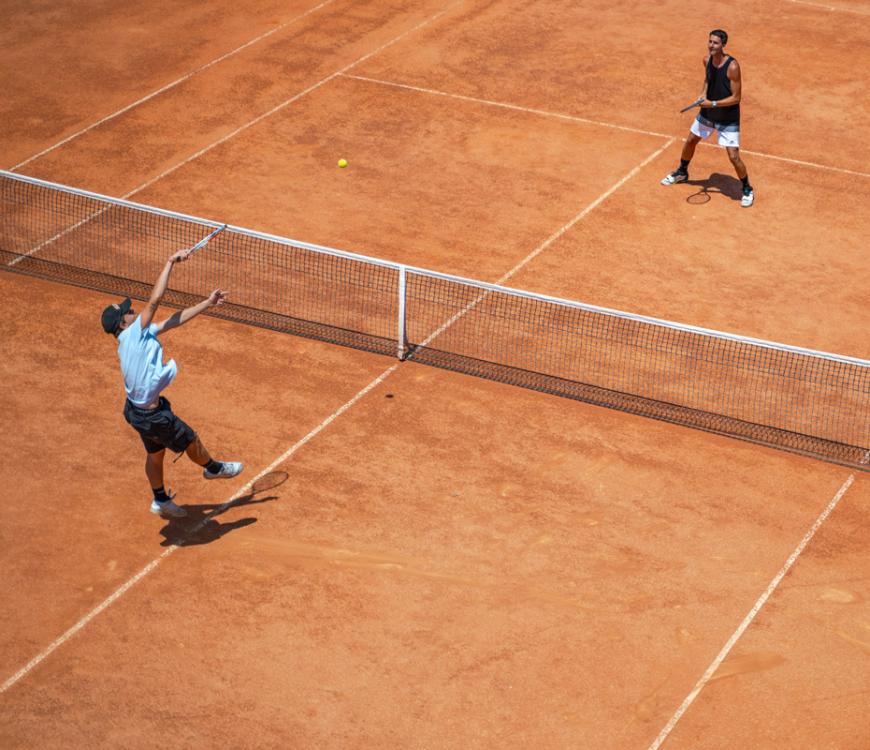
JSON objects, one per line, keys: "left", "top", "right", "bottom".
{"left": 700, "top": 56, "right": 739, "bottom": 125}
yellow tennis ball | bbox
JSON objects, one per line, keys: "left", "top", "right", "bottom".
{"left": 338, "top": 158, "right": 348, "bottom": 168}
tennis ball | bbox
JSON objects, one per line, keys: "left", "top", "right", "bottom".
{"left": 338, "top": 158, "right": 348, "bottom": 168}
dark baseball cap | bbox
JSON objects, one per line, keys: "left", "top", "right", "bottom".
{"left": 101, "top": 298, "right": 132, "bottom": 334}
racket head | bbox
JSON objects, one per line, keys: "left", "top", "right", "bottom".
{"left": 188, "top": 224, "right": 228, "bottom": 255}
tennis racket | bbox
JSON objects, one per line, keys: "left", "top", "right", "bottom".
{"left": 171, "top": 224, "right": 227, "bottom": 264}
{"left": 680, "top": 97, "right": 704, "bottom": 113}
{"left": 188, "top": 223, "right": 227, "bottom": 256}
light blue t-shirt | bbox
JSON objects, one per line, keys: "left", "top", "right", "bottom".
{"left": 117, "top": 316, "right": 178, "bottom": 406}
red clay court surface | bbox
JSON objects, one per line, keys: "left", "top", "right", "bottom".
{"left": 1, "top": 2, "right": 868, "bottom": 748}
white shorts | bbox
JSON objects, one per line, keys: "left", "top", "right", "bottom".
{"left": 691, "top": 115, "right": 740, "bottom": 148}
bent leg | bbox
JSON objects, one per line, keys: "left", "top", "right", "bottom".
{"left": 185, "top": 435, "right": 213, "bottom": 467}
{"left": 184, "top": 431, "right": 244, "bottom": 480}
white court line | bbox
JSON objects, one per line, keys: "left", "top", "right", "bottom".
{"left": 4, "top": 3, "right": 462, "bottom": 269}
{"left": 0, "top": 80, "right": 661, "bottom": 695}
{"left": 784, "top": 0, "right": 870, "bottom": 14}
{"left": 734, "top": 148, "right": 870, "bottom": 179}
{"left": 121, "top": 4, "right": 462, "bottom": 202}
{"left": 409, "top": 138, "right": 674, "bottom": 353}
{"left": 1, "top": 1, "right": 463, "bottom": 695}
{"left": 495, "top": 138, "right": 675, "bottom": 285}
{"left": 646, "top": 452, "right": 868, "bottom": 750}
{"left": 9, "top": 0, "right": 338, "bottom": 172}
{"left": 342, "top": 73, "right": 670, "bottom": 139}
{"left": 342, "top": 74, "right": 870, "bottom": 180}
{"left": 0, "top": 363, "right": 401, "bottom": 696}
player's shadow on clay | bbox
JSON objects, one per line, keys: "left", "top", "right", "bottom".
{"left": 684, "top": 172, "right": 743, "bottom": 203}
{"left": 158, "top": 470, "right": 289, "bottom": 547}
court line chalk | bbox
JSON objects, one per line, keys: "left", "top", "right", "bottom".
{"left": 121, "top": 3, "right": 463, "bottom": 202}
{"left": 5, "top": 4, "right": 463, "bottom": 266}
{"left": 0, "top": 66, "right": 665, "bottom": 695}
{"left": 410, "top": 138, "right": 674, "bottom": 358}
{"left": 496, "top": 138, "right": 676, "bottom": 285}
{"left": 0, "top": 1, "right": 466, "bottom": 695}
{"left": 784, "top": 0, "right": 869, "bottom": 14}
{"left": 342, "top": 74, "right": 870, "bottom": 179}
{"left": 342, "top": 73, "right": 671, "bottom": 139}
{"left": 10, "top": 0, "right": 339, "bottom": 172}
{"left": 0, "top": 362, "right": 401, "bottom": 696}
{"left": 646, "top": 455, "right": 866, "bottom": 750}
{"left": 731, "top": 148, "right": 870, "bottom": 179}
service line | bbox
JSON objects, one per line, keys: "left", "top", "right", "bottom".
{"left": 342, "top": 73, "right": 870, "bottom": 179}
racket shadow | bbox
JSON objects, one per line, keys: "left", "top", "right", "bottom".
{"left": 684, "top": 172, "right": 743, "bottom": 203}
{"left": 158, "top": 470, "right": 289, "bottom": 547}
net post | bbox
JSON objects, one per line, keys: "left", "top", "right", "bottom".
{"left": 397, "top": 265, "right": 408, "bottom": 360}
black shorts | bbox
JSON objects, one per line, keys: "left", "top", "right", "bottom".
{"left": 123, "top": 396, "right": 196, "bottom": 454}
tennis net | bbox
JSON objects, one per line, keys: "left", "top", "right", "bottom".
{"left": 2, "top": 170, "right": 868, "bottom": 469}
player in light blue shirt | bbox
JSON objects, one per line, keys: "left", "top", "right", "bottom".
{"left": 102, "top": 246, "right": 243, "bottom": 518}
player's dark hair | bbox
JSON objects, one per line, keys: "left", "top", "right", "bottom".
{"left": 710, "top": 29, "right": 728, "bottom": 45}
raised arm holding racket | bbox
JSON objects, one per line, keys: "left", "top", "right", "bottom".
{"left": 660, "top": 29, "right": 755, "bottom": 208}
{"left": 101, "top": 224, "right": 244, "bottom": 520}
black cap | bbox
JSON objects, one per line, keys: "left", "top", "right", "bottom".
{"left": 101, "top": 298, "right": 132, "bottom": 334}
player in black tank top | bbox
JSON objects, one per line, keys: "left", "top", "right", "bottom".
{"left": 700, "top": 55, "right": 739, "bottom": 126}
{"left": 660, "top": 30, "right": 754, "bottom": 207}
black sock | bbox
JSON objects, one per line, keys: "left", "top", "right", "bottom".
{"left": 678, "top": 159, "right": 690, "bottom": 172}
{"left": 205, "top": 459, "right": 223, "bottom": 474}
{"left": 741, "top": 175, "right": 751, "bottom": 189}
{"left": 153, "top": 486, "right": 171, "bottom": 503}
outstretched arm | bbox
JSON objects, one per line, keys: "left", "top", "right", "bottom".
{"left": 140, "top": 248, "right": 194, "bottom": 330}
{"left": 154, "top": 289, "right": 229, "bottom": 335}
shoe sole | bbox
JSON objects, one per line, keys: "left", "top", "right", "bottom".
{"left": 661, "top": 176, "right": 688, "bottom": 186}
{"left": 150, "top": 505, "right": 188, "bottom": 518}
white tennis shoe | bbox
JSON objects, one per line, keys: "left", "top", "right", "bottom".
{"left": 741, "top": 186, "right": 755, "bottom": 207}
{"left": 661, "top": 170, "right": 688, "bottom": 185}
{"left": 203, "top": 461, "right": 244, "bottom": 480}
{"left": 150, "top": 495, "right": 188, "bottom": 518}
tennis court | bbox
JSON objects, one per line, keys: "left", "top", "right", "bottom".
{"left": 2, "top": 1, "right": 868, "bottom": 748}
